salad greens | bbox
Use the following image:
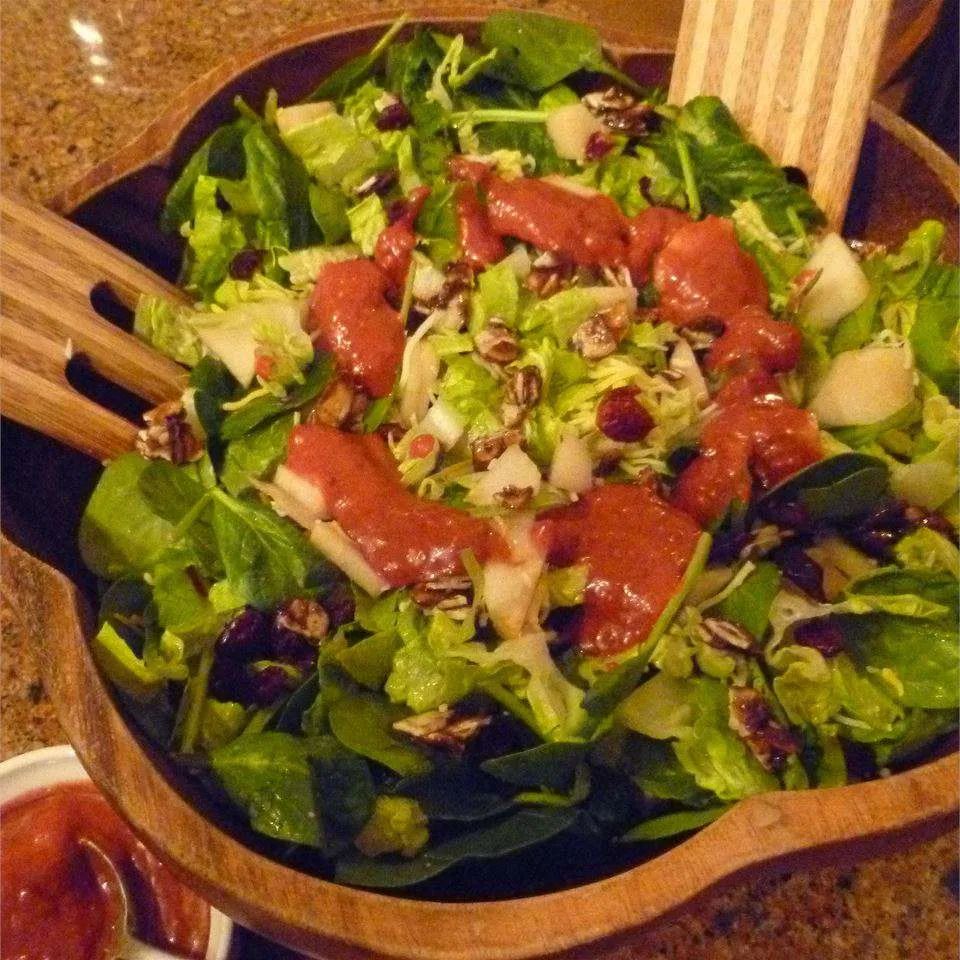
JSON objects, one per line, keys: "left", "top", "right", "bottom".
{"left": 80, "top": 11, "right": 958, "bottom": 896}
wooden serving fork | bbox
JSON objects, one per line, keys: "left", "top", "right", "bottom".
{"left": 0, "top": 194, "right": 188, "bottom": 461}
{"left": 669, "top": 0, "right": 894, "bottom": 227}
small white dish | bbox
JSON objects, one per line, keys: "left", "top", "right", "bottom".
{"left": 0, "top": 745, "right": 233, "bottom": 960}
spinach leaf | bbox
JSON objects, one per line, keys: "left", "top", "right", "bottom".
{"left": 336, "top": 631, "right": 400, "bottom": 690}
{"left": 313, "top": 739, "right": 376, "bottom": 835}
{"left": 210, "top": 489, "right": 317, "bottom": 608}
{"left": 151, "top": 548, "right": 224, "bottom": 641}
{"left": 80, "top": 454, "right": 180, "bottom": 579}
{"left": 759, "top": 453, "right": 890, "bottom": 524}
{"left": 219, "top": 356, "right": 334, "bottom": 440}
{"left": 190, "top": 357, "right": 237, "bottom": 440}
{"left": 647, "top": 97, "right": 823, "bottom": 234}
{"left": 480, "top": 12, "right": 624, "bottom": 91}
{"left": 221, "top": 414, "right": 294, "bottom": 497}
{"left": 211, "top": 731, "right": 326, "bottom": 847}
{"left": 481, "top": 742, "right": 587, "bottom": 791}
{"left": 327, "top": 686, "right": 432, "bottom": 776}
{"left": 161, "top": 119, "right": 250, "bottom": 233}
{"left": 308, "top": 16, "right": 408, "bottom": 101}
{"left": 715, "top": 561, "right": 781, "bottom": 639}
{"left": 272, "top": 672, "right": 320, "bottom": 733}
{"left": 619, "top": 805, "right": 729, "bottom": 843}
{"left": 334, "top": 807, "right": 577, "bottom": 888}
{"left": 395, "top": 767, "right": 514, "bottom": 822}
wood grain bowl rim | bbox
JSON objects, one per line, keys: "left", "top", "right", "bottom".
{"left": 18, "top": 5, "right": 959, "bottom": 958}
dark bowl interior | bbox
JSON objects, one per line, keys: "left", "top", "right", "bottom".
{"left": 3, "top": 19, "right": 958, "bottom": 900}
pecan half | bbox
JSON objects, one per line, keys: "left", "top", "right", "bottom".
{"left": 306, "top": 377, "right": 355, "bottom": 428}
{"left": 698, "top": 617, "right": 758, "bottom": 655}
{"left": 393, "top": 707, "right": 491, "bottom": 754}
{"left": 136, "top": 400, "right": 203, "bottom": 464}
{"left": 728, "top": 687, "right": 801, "bottom": 773}
{"left": 471, "top": 429, "right": 522, "bottom": 470}
{"left": 501, "top": 366, "right": 543, "bottom": 427}
{"left": 571, "top": 304, "right": 629, "bottom": 360}
{"left": 494, "top": 484, "right": 534, "bottom": 510}
{"left": 474, "top": 321, "right": 520, "bottom": 364}
{"left": 410, "top": 576, "right": 474, "bottom": 612}
{"left": 274, "top": 597, "right": 330, "bottom": 644}
{"left": 582, "top": 87, "right": 659, "bottom": 137}
{"left": 525, "top": 251, "right": 575, "bottom": 298}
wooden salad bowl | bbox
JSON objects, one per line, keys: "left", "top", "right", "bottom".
{"left": 2, "top": 5, "right": 958, "bottom": 958}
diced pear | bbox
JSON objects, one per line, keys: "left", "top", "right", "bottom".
{"left": 799, "top": 233, "right": 871, "bottom": 329}
{"left": 545, "top": 104, "right": 606, "bottom": 162}
{"left": 549, "top": 433, "right": 593, "bottom": 494}
{"left": 808, "top": 345, "right": 915, "bottom": 427}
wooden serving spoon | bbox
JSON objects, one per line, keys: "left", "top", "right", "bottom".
{"left": 670, "top": 0, "right": 894, "bottom": 226}
{"left": 0, "top": 194, "right": 187, "bottom": 461}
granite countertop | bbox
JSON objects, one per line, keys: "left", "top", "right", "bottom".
{"left": 1, "top": 2, "right": 957, "bottom": 958}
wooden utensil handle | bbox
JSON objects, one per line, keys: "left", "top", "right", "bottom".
{"left": 670, "top": 0, "right": 893, "bottom": 226}
{"left": 0, "top": 195, "right": 187, "bottom": 404}
{"left": 0, "top": 318, "right": 137, "bottom": 461}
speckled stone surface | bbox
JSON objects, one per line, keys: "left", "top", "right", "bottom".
{"left": 1, "top": 2, "right": 957, "bottom": 958}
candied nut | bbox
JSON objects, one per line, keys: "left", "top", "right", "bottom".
{"left": 678, "top": 317, "right": 726, "bottom": 354}
{"left": 728, "top": 687, "right": 801, "bottom": 772}
{"left": 474, "top": 321, "right": 520, "bottom": 364}
{"left": 848, "top": 238, "right": 888, "bottom": 259}
{"left": 582, "top": 87, "right": 659, "bottom": 137}
{"left": 471, "top": 429, "right": 522, "bottom": 470}
{"left": 275, "top": 597, "right": 330, "bottom": 644}
{"left": 494, "top": 484, "right": 534, "bottom": 510}
{"left": 525, "top": 251, "right": 575, "bottom": 298}
{"left": 410, "top": 576, "right": 473, "bottom": 611}
{"left": 501, "top": 366, "right": 542, "bottom": 427}
{"left": 698, "top": 616, "right": 757, "bottom": 654}
{"left": 306, "top": 377, "right": 355, "bottom": 428}
{"left": 596, "top": 386, "right": 653, "bottom": 442}
{"left": 392, "top": 706, "right": 491, "bottom": 754}
{"left": 571, "top": 306, "right": 630, "bottom": 361}
{"left": 136, "top": 400, "right": 203, "bottom": 465}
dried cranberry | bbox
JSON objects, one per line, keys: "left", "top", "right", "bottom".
{"left": 769, "top": 544, "right": 826, "bottom": 601}
{"left": 215, "top": 607, "right": 270, "bottom": 660}
{"left": 584, "top": 131, "right": 614, "bottom": 161}
{"left": 385, "top": 198, "right": 408, "bottom": 225}
{"left": 708, "top": 529, "right": 752, "bottom": 565}
{"left": 229, "top": 248, "right": 264, "bottom": 280}
{"left": 323, "top": 581, "right": 356, "bottom": 629}
{"left": 596, "top": 387, "right": 654, "bottom": 443}
{"left": 355, "top": 169, "right": 398, "bottom": 198}
{"left": 782, "top": 165, "right": 809, "bottom": 188}
{"left": 209, "top": 658, "right": 253, "bottom": 705}
{"left": 760, "top": 498, "right": 811, "bottom": 530}
{"left": 793, "top": 617, "right": 845, "bottom": 658}
{"left": 249, "top": 665, "right": 295, "bottom": 706}
{"left": 906, "top": 505, "right": 956, "bottom": 539}
{"left": 375, "top": 99, "right": 412, "bottom": 131}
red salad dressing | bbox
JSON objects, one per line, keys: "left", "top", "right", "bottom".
{"left": 534, "top": 483, "right": 701, "bottom": 656}
{"left": 653, "top": 216, "right": 769, "bottom": 325}
{"left": 484, "top": 176, "right": 686, "bottom": 281}
{"left": 447, "top": 155, "right": 494, "bottom": 185}
{"left": 705, "top": 304, "right": 803, "bottom": 375}
{"left": 286, "top": 425, "right": 507, "bottom": 585}
{"left": 672, "top": 397, "right": 822, "bottom": 526}
{"left": 374, "top": 185, "right": 430, "bottom": 290}
{"left": 308, "top": 258, "right": 403, "bottom": 398}
{"left": 455, "top": 182, "right": 505, "bottom": 268}
{"left": 1, "top": 782, "right": 209, "bottom": 960}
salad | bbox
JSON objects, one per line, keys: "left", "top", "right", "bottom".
{"left": 80, "top": 12, "right": 959, "bottom": 894}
